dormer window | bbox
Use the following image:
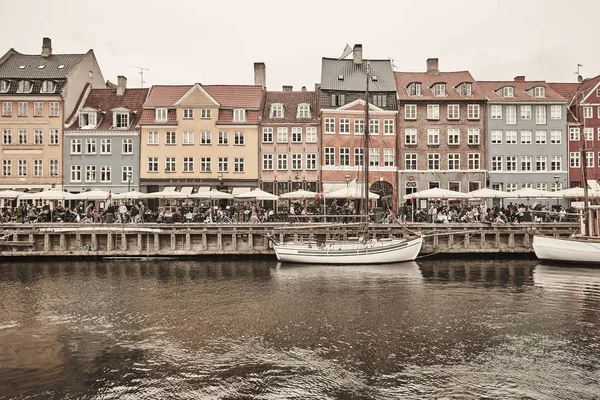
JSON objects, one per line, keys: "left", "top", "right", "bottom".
{"left": 371, "top": 75, "right": 378, "bottom": 81}
{"left": 502, "top": 86, "right": 514, "bottom": 98}
{"left": 460, "top": 83, "right": 472, "bottom": 96}
{"left": 338, "top": 75, "right": 344, "bottom": 80}
{"left": 432, "top": 83, "right": 445, "bottom": 97}
{"left": 79, "top": 112, "right": 97, "bottom": 129}
{"left": 233, "top": 109, "right": 246, "bottom": 122}
{"left": 0, "top": 80, "right": 9, "bottom": 93}
{"left": 407, "top": 82, "right": 421, "bottom": 96}
{"left": 533, "top": 86, "right": 546, "bottom": 98}
{"left": 155, "top": 108, "right": 167, "bottom": 122}
{"left": 17, "top": 80, "right": 32, "bottom": 93}
{"left": 270, "top": 104, "right": 284, "bottom": 118}
{"left": 297, "top": 104, "right": 311, "bottom": 118}
{"left": 41, "top": 80, "right": 56, "bottom": 93}
{"left": 115, "top": 112, "right": 130, "bottom": 129}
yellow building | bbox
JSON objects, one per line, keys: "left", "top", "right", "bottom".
{"left": 139, "top": 83, "right": 263, "bottom": 195}
{"left": 0, "top": 37, "right": 105, "bottom": 191}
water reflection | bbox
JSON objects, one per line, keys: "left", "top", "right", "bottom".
{"left": 0, "top": 259, "right": 598, "bottom": 399}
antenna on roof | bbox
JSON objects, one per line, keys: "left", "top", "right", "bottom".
{"left": 575, "top": 63, "right": 583, "bottom": 83}
{"left": 390, "top": 57, "right": 398, "bottom": 71}
{"left": 131, "top": 66, "right": 150, "bottom": 88}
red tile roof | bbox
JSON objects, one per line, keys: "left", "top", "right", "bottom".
{"left": 143, "top": 85, "right": 193, "bottom": 108}
{"left": 139, "top": 109, "right": 178, "bottom": 125}
{"left": 261, "top": 91, "right": 320, "bottom": 124}
{"left": 204, "top": 85, "right": 263, "bottom": 109}
{"left": 67, "top": 87, "right": 149, "bottom": 131}
{"left": 547, "top": 82, "right": 580, "bottom": 103}
{"left": 216, "top": 109, "right": 260, "bottom": 125}
{"left": 478, "top": 80, "right": 567, "bottom": 103}
{"left": 395, "top": 71, "right": 487, "bottom": 101}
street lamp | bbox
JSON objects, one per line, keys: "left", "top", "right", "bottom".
{"left": 126, "top": 171, "right": 132, "bottom": 192}
{"left": 554, "top": 174, "right": 560, "bottom": 207}
{"left": 345, "top": 174, "right": 350, "bottom": 187}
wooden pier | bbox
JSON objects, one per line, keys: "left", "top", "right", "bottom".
{"left": 0, "top": 222, "right": 579, "bottom": 259}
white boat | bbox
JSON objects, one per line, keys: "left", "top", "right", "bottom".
{"left": 532, "top": 235, "right": 600, "bottom": 265}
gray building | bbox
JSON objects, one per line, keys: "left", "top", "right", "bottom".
{"left": 479, "top": 78, "right": 568, "bottom": 205}
{"left": 64, "top": 77, "right": 148, "bottom": 193}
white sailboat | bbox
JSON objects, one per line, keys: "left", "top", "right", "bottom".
{"left": 268, "top": 62, "right": 423, "bottom": 265}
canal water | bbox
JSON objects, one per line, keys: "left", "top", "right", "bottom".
{"left": 0, "top": 259, "right": 599, "bottom": 399}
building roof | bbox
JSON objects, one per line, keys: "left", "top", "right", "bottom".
{"left": 320, "top": 58, "right": 396, "bottom": 92}
{"left": 204, "top": 85, "right": 263, "bottom": 109}
{"left": 67, "top": 87, "right": 149, "bottom": 131}
{"left": 261, "top": 90, "right": 320, "bottom": 124}
{"left": 394, "top": 70, "right": 486, "bottom": 101}
{"left": 478, "top": 80, "right": 567, "bottom": 103}
{"left": 216, "top": 109, "right": 261, "bottom": 125}
{"left": 547, "top": 82, "right": 580, "bottom": 103}
{"left": 0, "top": 49, "right": 88, "bottom": 79}
{"left": 143, "top": 85, "right": 193, "bottom": 108}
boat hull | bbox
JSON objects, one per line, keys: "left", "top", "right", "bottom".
{"left": 273, "top": 236, "right": 423, "bottom": 265}
{"left": 533, "top": 235, "right": 600, "bottom": 265}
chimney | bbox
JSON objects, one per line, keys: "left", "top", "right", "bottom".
{"left": 514, "top": 76, "right": 525, "bottom": 81}
{"left": 301, "top": 86, "right": 306, "bottom": 92}
{"left": 254, "top": 62, "right": 266, "bottom": 89}
{"left": 315, "top": 83, "right": 321, "bottom": 91}
{"left": 282, "top": 85, "right": 293, "bottom": 92}
{"left": 117, "top": 75, "right": 127, "bottom": 96}
{"left": 353, "top": 44, "right": 363, "bottom": 65}
{"left": 41, "top": 37, "right": 52, "bottom": 58}
{"left": 426, "top": 58, "right": 439, "bottom": 74}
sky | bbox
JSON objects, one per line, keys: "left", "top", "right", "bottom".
{"left": 2, "top": 0, "right": 599, "bottom": 90}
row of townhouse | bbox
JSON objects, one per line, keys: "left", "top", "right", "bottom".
{"left": 2, "top": 40, "right": 600, "bottom": 210}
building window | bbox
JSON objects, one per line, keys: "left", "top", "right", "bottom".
{"left": 491, "top": 156, "right": 502, "bottom": 171}
{"left": 49, "top": 102, "right": 59, "bottom": 117}
{"left": 121, "top": 166, "right": 133, "bottom": 182}
{"left": 34, "top": 102, "right": 43, "bottom": 116}
{"left": 277, "top": 127, "right": 288, "bottom": 142}
{"left": 534, "top": 86, "right": 546, "bottom": 98}
{"left": 405, "top": 153, "right": 417, "bottom": 170}
{"left": 291, "top": 127, "right": 302, "bottom": 143}
{"left": 218, "top": 131, "right": 228, "bottom": 145}
{"left": 407, "top": 82, "right": 421, "bottom": 96}
{"left": 447, "top": 129, "right": 460, "bottom": 145}
{"left": 2, "top": 129, "right": 11, "bottom": 144}
{"left": 536, "top": 155, "right": 547, "bottom": 171}
{"left": 165, "top": 157, "right": 176, "bottom": 172}
{"left": 369, "top": 148, "right": 380, "bottom": 166}
{"left": 0, "top": 80, "right": 9, "bottom": 93}
{"left": 330, "top": 93, "right": 345, "bottom": 107}
{"left": 165, "top": 130, "right": 178, "bottom": 144}
{"left": 80, "top": 112, "right": 97, "bottom": 128}
{"left": 467, "top": 104, "right": 480, "bottom": 120}
{"left": 324, "top": 147, "right": 335, "bottom": 166}
{"left": 277, "top": 154, "right": 288, "bottom": 170}
{"left": 536, "top": 106, "right": 547, "bottom": 124}
{"left": 427, "top": 129, "right": 440, "bottom": 145}
{"left": 550, "top": 130, "right": 561, "bottom": 144}
{"left": 536, "top": 182, "right": 548, "bottom": 191}
{"left": 218, "top": 157, "right": 229, "bottom": 172}
{"left": 535, "top": 130, "right": 547, "bottom": 144}
{"left": 467, "top": 128, "right": 480, "bottom": 145}
{"left": 262, "top": 127, "right": 273, "bottom": 143}
{"left": 17, "top": 102, "right": 28, "bottom": 116}
{"left": 448, "top": 153, "right": 460, "bottom": 170}
{"left": 233, "top": 109, "right": 246, "bottom": 122}
{"left": 200, "top": 157, "right": 211, "bottom": 172}
{"left": 460, "top": 83, "right": 472, "bottom": 96}
{"left": 18, "top": 129, "right": 27, "bottom": 144}
{"left": 49, "top": 159, "right": 58, "bottom": 177}
{"left": 100, "top": 138, "right": 111, "bottom": 154}
{"left": 40, "top": 80, "right": 55, "bottom": 93}
{"left": 183, "top": 157, "right": 194, "bottom": 172}
{"left": 71, "top": 138, "right": 82, "bottom": 154}
{"left": 340, "top": 118, "right": 350, "bottom": 134}
{"left": 521, "top": 156, "right": 532, "bottom": 171}
{"left": 183, "top": 131, "right": 195, "bottom": 145}
{"left": 17, "top": 80, "right": 32, "bottom": 93}
{"left": 201, "top": 109, "right": 211, "bottom": 119}
{"left": 85, "top": 165, "right": 96, "bottom": 182}
{"left": 297, "top": 104, "right": 311, "bottom": 118}
{"left": 405, "top": 128, "right": 417, "bottom": 145}
{"left": 200, "top": 131, "right": 211, "bottom": 144}
{"left": 100, "top": 166, "right": 111, "bottom": 182}
{"left": 33, "top": 159, "right": 43, "bottom": 177}
{"left": 291, "top": 153, "right": 302, "bottom": 170}
{"left": 234, "top": 157, "right": 244, "bottom": 172}
{"left": 550, "top": 105, "right": 561, "bottom": 120}
{"left": 447, "top": 104, "right": 460, "bottom": 120}
{"left": 521, "top": 130, "right": 532, "bottom": 144}
{"left": 491, "top": 130, "right": 502, "bottom": 144}
{"left": 325, "top": 117, "right": 335, "bottom": 134}
{"left": 306, "top": 127, "right": 317, "bottom": 143}
{"left": 506, "top": 130, "right": 517, "bottom": 144}
{"left": 519, "top": 105, "right": 531, "bottom": 120}
{"left": 491, "top": 105, "right": 502, "bottom": 119}
{"left": 354, "top": 118, "right": 365, "bottom": 134}
{"left": 148, "top": 131, "right": 158, "bottom": 144}
{"left": 34, "top": 129, "right": 43, "bottom": 145}
{"left": 122, "top": 138, "right": 133, "bottom": 154}
{"left": 586, "top": 151, "right": 594, "bottom": 168}
{"left": 405, "top": 104, "right": 417, "bottom": 120}
{"left": 551, "top": 156, "right": 562, "bottom": 171}
{"left": 427, "top": 153, "right": 440, "bottom": 170}
{"left": 506, "top": 106, "right": 517, "bottom": 124}
{"left": 384, "top": 148, "right": 394, "bottom": 167}
{"left": 569, "top": 127, "right": 580, "bottom": 141}
{"left": 183, "top": 109, "right": 194, "bottom": 119}
{"left": 371, "top": 94, "right": 387, "bottom": 107}
{"left": 506, "top": 156, "right": 517, "bottom": 171}
{"left": 369, "top": 119, "right": 379, "bottom": 135}
{"left": 502, "top": 86, "right": 514, "bottom": 97}
{"left": 2, "top": 102, "right": 12, "bottom": 117}
{"left": 148, "top": 157, "right": 159, "bottom": 172}
{"left": 70, "top": 165, "right": 81, "bottom": 182}
{"left": 156, "top": 108, "right": 168, "bottom": 122}
{"left": 570, "top": 152, "right": 580, "bottom": 168}
{"left": 383, "top": 119, "right": 394, "bottom": 135}
{"left": 234, "top": 131, "right": 245, "bottom": 145}
{"left": 427, "top": 104, "right": 439, "bottom": 120}
{"left": 2, "top": 160, "right": 11, "bottom": 176}
{"left": 354, "top": 148, "right": 364, "bottom": 166}
{"left": 115, "top": 113, "right": 129, "bottom": 128}
{"left": 85, "top": 138, "right": 96, "bottom": 154}
{"left": 262, "top": 154, "right": 273, "bottom": 170}
{"left": 433, "top": 83, "right": 445, "bottom": 96}
{"left": 306, "top": 153, "right": 317, "bottom": 170}
{"left": 270, "top": 104, "right": 283, "bottom": 118}
{"left": 468, "top": 153, "right": 480, "bottom": 170}
{"left": 339, "top": 148, "right": 350, "bottom": 166}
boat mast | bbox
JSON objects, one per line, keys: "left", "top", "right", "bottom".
{"left": 364, "top": 62, "right": 370, "bottom": 229}
{"left": 581, "top": 117, "right": 592, "bottom": 236}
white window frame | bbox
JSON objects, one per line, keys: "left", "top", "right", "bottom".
{"left": 233, "top": 109, "right": 246, "bottom": 122}
{"left": 405, "top": 153, "right": 417, "bottom": 170}
{"left": 100, "top": 138, "right": 111, "bottom": 154}
{"left": 277, "top": 127, "right": 288, "bottom": 143}
{"left": 122, "top": 138, "right": 133, "bottom": 154}
{"left": 147, "top": 157, "right": 159, "bottom": 173}
{"left": 306, "top": 153, "right": 317, "bottom": 170}
{"left": 200, "top": 131, "right": 211, "bottom": 145}
{"left": 468, "top": 153, "right": 480, "bottom": 170}
{"left": 85, "top": 138, "right": 96, "bottom": 154}
{"left": 306, "top": 127, "right": 317, "bottom": 143}
{"left": 70, "top": 138, "right": 82, "bottom": 154}
{"left": 506, "top": 106, "right": 517, "bottom": 125}
{"left": 219, "top": 131, "right": 229, "bottom": 145}
{"left": 156, "top": 108, "right": 168, "bottom": 122}
{"left": 270, "top": 104, "right": 284, "bottom": 118}
{"left": 49, "top": 102, "right": 59, "bottom": 117}
{"left": 427, "top": 153, "right": 440, "bottom": 170}
{"left": 467, "top": 128, "right": 480, "bottom": 145}
{"left": 200, "top": 157, "right": 212, "bottom": 172}
{"left": 491, "top": 130, "right": 502, "bottom": 144}
{"left": 100, "top": 165, "right": 111, "bottom": 182}
{"left": 404, "top": 104, "right": 417, "bottom": 120}
{"left": 291, "top": 127, "right": 302, "bottom": 143}
{"left": 550, "top": 105, "right": 562, "bottom": 120}
{"left": 262, "top": 127, "right": 273, "bottom": 143}
{"left": 277, "top": 154, "right": 288, "bottom": 170}
{"left": 427, "top": 104, "right": 439, "bottom": 120}
{"left": 183, "top": 131, "right": 195, "bottom": 145}
{"left": 521, "top": 130, "right": 532, "bottom": 144}
{"left": 405, "top": 128, "right": 417, "bottom": 145}
{"left": 427, "top": 128, "right": 440, "bottom": 145}
{"left": 467, "top": 104, "right": 480, "bottom": 120}
{"left": 447, "top": 128, "right": 460, "bottom": 145}
{"left": 536, "top": 106, "right": 547, "bottom": 125}
{"left": 535, "top": 130, "right": 547, "bottom": 144}
{"left": 491, "top": 105, "right": 502, "bottom": 120}
{"left": 183, "top": 109, "right": 194, "bottom": 119}
{"left": 339, "top": 118, "right": 350, "bottom": 134}
{"left": 325, "top": 118, "right": 335, "bottom": 134}
{"left": 297, "top": 104, "right": 311, "bottom": 118}
{"left": 148, "top": 131, "right": 159, "bottom": 145}
{"left": 234, "top": 131, "right": 245, "bottom": 145}
{"left": 506, "top": 130, "right": 517, "bottom": 144}
{"left": 448, "top": 153, "right": 460, "bottom": 170}
{"left": 183, "top": 157, "right": 194, "bottom": 172}
{"left": 201, "top": 109, "right": 211, "bottom": 119}
{"left": 262, "top": 154, "right": 273, "bottom": 170}
{"left": 521, "top": 105, "right": 532, "bottom": 120}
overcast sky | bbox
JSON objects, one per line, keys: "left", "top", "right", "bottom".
{"left": 3, "top": 0, "right": 599, "bottom": 90}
